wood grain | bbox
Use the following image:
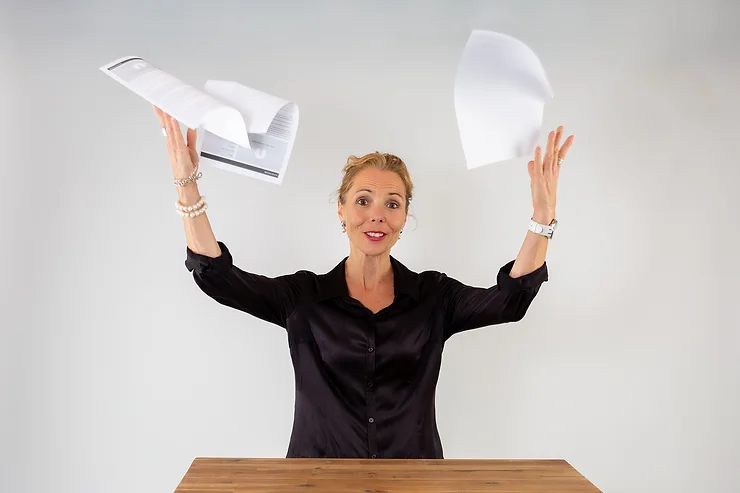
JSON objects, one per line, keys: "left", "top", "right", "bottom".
{"left": 174, "top": 458, "right": 602, "bottom": 493}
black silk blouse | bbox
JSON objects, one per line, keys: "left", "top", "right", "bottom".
{"left": 185, "top": 241, "right": 548, "bottom": 459}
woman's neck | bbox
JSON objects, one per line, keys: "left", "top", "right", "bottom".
{"left": 344, "top": 250, "right": 393, "bottom": 292}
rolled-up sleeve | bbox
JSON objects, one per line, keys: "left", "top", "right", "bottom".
{"left": 185, "top": 241, "right": 308, "bottom": 329}
{"left": 442, "top": 260, "right": 549, "bottom": 340}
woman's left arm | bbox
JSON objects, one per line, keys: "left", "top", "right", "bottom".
{"left": 510, "top": 125, "right": 574, "bottom": 278}
{"left": 441, "top": 127, "right": 575, "bottom": 339}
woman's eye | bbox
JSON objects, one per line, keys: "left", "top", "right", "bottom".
{"left": 387, "top": 202, "right": 399, "bottom": 209}
{"left": 357, "top": 198, "right": 368, "bottom": 206}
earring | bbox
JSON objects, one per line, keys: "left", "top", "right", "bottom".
{"left": 341, "top": 221, "right": 346, "bottom": 233}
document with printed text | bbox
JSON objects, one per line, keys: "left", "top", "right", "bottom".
{"left": 100, "top": 56, "right": 299, "bottom": 185}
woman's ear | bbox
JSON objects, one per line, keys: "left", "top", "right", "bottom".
{"left": 337, "top": 200, "right": 344, "bottom": 224}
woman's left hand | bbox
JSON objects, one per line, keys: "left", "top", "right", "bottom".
{"left": 528, "top": 125, "right": 574, "bottom": 223}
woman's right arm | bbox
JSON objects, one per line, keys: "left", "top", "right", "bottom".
{"left": 154, "top": 105, "right": 221, "bottom": 258}
{"left": 153, "top": 106, "right": 309, "bottom": 328}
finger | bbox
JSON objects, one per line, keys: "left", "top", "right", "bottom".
{"left": 162, "top": 114, "right": 175, "bottom": 149}
{"left": 186, "top": 127, "right": 197, "bottom": 151}
{"left": 153, "top": 105, "right": 165, "bottom": 127}
{"left": 545, "top": 130, "right": 555, "bottom": 174}
{"left": 558, "top": 135, "right": 575, "bottom": 160}
{"left": 552, "top": 129, "right": 563, "bottom": 175}
{"left": 534, "top": 145, "right": 543, "bottom": 175}
{"left": 166, "top": 114, "right": 185, "bottom": 149}
{"left": 552, "top": 126, "right": 563, "bottom": 158}
{"left": 527, "top": 159, "right": 535, "bottom": 180}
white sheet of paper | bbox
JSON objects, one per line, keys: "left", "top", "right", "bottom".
{"left": 198, "top": 80, "right": 299, "bottom": 185}
{"left": 100, "top": 56, "right": 251, "bottom": 148}
{"left": 453, "top": 30, "right": 554, "bottom": 169}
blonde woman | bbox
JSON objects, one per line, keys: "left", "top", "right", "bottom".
{"left": 154, "top": 106, "right": 574, "bottom": 459}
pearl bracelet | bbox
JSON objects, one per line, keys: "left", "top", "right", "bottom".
{"left": 176, "top": 196, "right": 208, "bottom": 218}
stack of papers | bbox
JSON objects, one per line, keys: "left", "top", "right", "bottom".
{"left": 100, "top": 56, "right": 298, "bottom": 185}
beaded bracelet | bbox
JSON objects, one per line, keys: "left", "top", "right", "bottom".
{"left": 176, "top": 196, "right": 208, "bottom": 218}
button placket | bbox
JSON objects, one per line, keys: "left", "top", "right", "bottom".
{"left": 366, "top": 321, "right": 378, "bottom": 459}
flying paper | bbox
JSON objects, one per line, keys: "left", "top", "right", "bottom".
{"left": 453, "top": 30, "right": 554, "bottom": 169}
{"left": 100, "top": 56, "right": 299, "bottom": 185}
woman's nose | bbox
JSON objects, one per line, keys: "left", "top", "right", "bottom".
{"left": 369, "top": 204, "right": 385, "bottom": 223}
{"left": 370, "top": 210, "right": 385, "bottom": 223}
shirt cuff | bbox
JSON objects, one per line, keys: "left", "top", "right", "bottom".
{"left": 497, "top": 260, "right": 549, "bottom": 292}
{"left": 185, "top": 241, "right": 233, "bottom": 275}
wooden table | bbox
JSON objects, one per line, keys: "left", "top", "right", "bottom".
{"left": 174, "top": 457, "right": 602, "bottom": 492}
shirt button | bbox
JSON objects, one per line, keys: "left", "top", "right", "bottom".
{"left": 371, "top": 454, "right": 377, "bottom": 459}
{"left": 368, "top": 417, "right": 375, "bottom": 423}
{"left": 367, "top": 347, "right": 374, "bottom": 352}
{"left": 367, "top": 381, "right": 373, "bottom": 388}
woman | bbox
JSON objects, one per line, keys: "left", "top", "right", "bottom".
{"left": 154, "top": 106, "right": 574, "bottom": 459}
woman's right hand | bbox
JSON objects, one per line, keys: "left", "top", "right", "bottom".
{"left": 154, "top": 105, "right": 220, "bottom": 257}
{"left": 153, "top": 105, "right": 199, "bottom": 181}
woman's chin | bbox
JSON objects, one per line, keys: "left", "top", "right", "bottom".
{"left": 352, "top": 241, "right": 393, "bottom": 257}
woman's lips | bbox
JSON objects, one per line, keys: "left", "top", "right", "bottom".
{"left": 364, "top": 231, "right": 387, "bottom": 242}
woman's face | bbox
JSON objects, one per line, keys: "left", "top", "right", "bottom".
{"left": 338, "top": 168, "right": 407, "bottom": 258}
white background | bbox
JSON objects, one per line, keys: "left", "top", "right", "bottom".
{"left": 2, "top": 1, "right": 738, "bottom": 492}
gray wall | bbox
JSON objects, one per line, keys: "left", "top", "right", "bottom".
{"left": 2, "top": 1, "right": 738, "bottom": 492}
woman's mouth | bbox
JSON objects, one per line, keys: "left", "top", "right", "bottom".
{"left": 364, "top": 231, "right": 387, "bottom": 242}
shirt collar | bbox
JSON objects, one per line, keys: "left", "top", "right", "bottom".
{"left": 317, "top": 256, "right": 419, "bottom": 302}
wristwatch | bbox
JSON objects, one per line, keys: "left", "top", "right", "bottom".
{"left": 529, "top": 217, "right": 558, "bottom": 239}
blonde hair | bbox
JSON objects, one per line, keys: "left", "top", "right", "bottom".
{"left": 337, "top": 152, "right": 414, "bottom": 210}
